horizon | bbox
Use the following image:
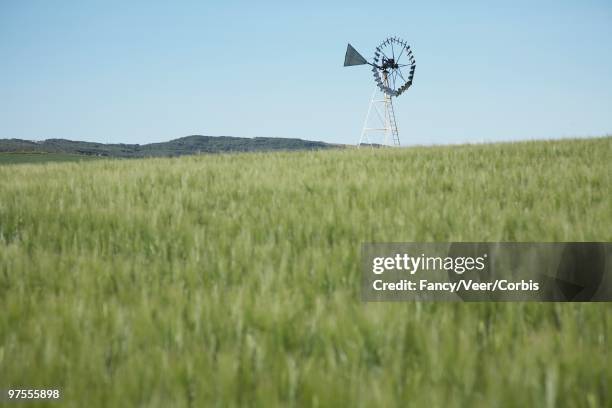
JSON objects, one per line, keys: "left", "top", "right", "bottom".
{"left": 5, "top": 133, "right": 610, "bottom": 149}
{"left": 1, "top": 1, "right": 611, "bottom": 146}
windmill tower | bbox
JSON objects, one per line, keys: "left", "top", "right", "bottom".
{"left": 343, "top": 38, "right": 416, "bottom": 147}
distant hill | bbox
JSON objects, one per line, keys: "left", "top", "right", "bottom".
{"left": 0, "top": 135, "right": 338, "bottom": 158}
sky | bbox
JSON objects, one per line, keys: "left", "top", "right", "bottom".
{"left": 1, "top": 0, "right": 611, "bottom": 146}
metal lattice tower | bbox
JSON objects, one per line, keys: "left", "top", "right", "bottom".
{"left": 358, "top": 73, "right": 400, "bottom": 147}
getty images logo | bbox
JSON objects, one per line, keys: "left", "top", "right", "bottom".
{"left": 372, "top": 253, "right": 488, "bottom": 275}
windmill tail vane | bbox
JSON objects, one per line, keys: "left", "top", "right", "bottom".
{"left": 344, "top": 43, "right": 369, "bottom": 66}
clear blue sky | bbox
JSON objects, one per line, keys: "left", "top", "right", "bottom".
{"left": 1, "top": 0, "right": 611, "bottom": 146}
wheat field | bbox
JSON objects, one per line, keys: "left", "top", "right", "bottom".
{"left": 0, "top": 137, "right": 610, "bottom": 407}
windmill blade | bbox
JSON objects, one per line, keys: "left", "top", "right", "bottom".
{"left": 343, "top": 43, "right": 368, "bottom": 66}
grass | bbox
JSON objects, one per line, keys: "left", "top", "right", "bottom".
{"left": 0, "top": 137, "right": 610, "bottom": 407}
{"left": 0, "top": 152, "right": 100, "bottom": 165}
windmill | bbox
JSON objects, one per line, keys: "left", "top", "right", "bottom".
{"left": 343, "top": 37, "right": 416, "bottom": 147}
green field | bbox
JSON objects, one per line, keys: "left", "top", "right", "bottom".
{"left": 0, "top": 137, "right": 610, "bottom": 407}
{"left": 0, "top": 152, "right": 100, "bottom": 165}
